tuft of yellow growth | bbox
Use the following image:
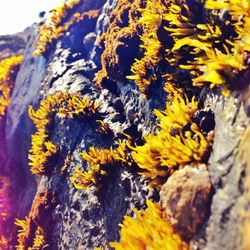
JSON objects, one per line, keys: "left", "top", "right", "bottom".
{"left": 33, "top": 0, "right": 100, "bottom": 56}
{"left": 127, "top": 0, "right": 166, "bottom": 94}
{"left": 33, "top": 226, "right": 46, "bottom": 249}
{"left": 206, "top": 0, "right": 250, "bottom": 50}
{"left": 58, "top": 93, "right": 98, "bottom": 118}
{"left": 0, "top": 176, "right": 12, "bottom": 249}
{"left": 71, "top": 141, "right": 129, "bottom": 189}
{"left": 0, "top": 55, "right": 23, "bottom": 118}
{"left": 154, "top": 95, "right": 198, "bottom": 131}
{"left": 0, "top": 236, "right": 8, "bottom": 249}
{"left": 161, "top": 0, "right": 248, "bottom": 91}
{"left": 28, "top": 91, "right": 97, "bottom": 175}
{"left": 0, "top": 55, "right": 23, "bottom": 83}
{"left": 15, "top": 218, "right": 46, "bottom": 250}
{"left": 15, "top": 217, "right": 29, "bottom": 240}
{"left": 130, "top": 94, "right": 211, "bottom": 186}
{"left": 110, "top": 200, "right": 188, "bottom": 250}
{"left": 28, "top": 93, "right": 65, "bottom": 175}
{"left": 95, "top": 0, "right": 143, "bottom": 84}
{"left": 189, "top": 47, "right": 246, "bottom": 88}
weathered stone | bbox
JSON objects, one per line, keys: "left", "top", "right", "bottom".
{"left": 160, "top": 164, "right": 211, "bottom": 240}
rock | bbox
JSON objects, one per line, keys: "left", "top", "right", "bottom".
{"left": 160, "top": 164, "right": 212, "bottom": 240}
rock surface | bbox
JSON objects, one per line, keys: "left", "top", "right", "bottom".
{"left": 160, "top": 164, "right": 211, "bottom": 240}
{"left": 0, "top": 0, "right": 250, "bottom": 249}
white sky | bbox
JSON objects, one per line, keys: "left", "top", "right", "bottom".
{"left": 0, "top": 0, "right": 63, "bottom": 35}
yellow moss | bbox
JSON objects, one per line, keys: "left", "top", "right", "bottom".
{"left": 161, "top": 0, "right": 248, "bottom": 91}
{"left": 28, "top": 92, "right": 97, "bottom": 175}
{"left": 127, "top": 0, "right": 166, "bottom": 94}
{"left": 0, "top": 55, "right": 23, "bottom": 118}
{"left": 71, "top": 141, "right": 129, "bottom": 189}
{"left": 0, "top": 236, "right": 8, "bottom": 249}
{"left": 110, "top": 200, "right": 188, "bottom": 250}
{"left": 206, "top": 0, "right": 250, "bottom": 51}
{"left": 95, "top": 0, "right": 143, "bottom": 84}
{"left": 33, "top": 0, "right": 100, "bottom": 56}
{"left": 130, "top": 94, "right": 211, "bottom": 186}
{"left": 15, "top": 218, "right": 46, "bottom": 250}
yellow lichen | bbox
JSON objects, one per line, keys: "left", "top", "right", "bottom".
{"left": 206, "top": 0, "right": 250, "bottom": 50}
{"left": 130, "top": 94, "right": 211, "bottom": 186}
{"left": 162, "top": 0, "right": 248, "bottom": 91}
{"left": 0, "top": 236, "right": 8, "bottom": 249}
{"left": 15, "top": 218, "right": 46, "bottom": 250}
{"left": 28, "top": 92, "right": 97, "bottom": 175}
{"left": 71, "top": 141, "right": 129, "bottom": 189}
{"left": 127, "top": 0, "right": 166, "bottom": 94}
{"left": 33, "top": 0, "right": 100, "bottom": 56}
{"left": 110, "top": 200, "right": 188, "bottom": 250}
{"left": 0, "top": 176, "right": 12, "bottom": 249}
{"left": 0, "top": 55, "right": 23, "bottom": 119}
{"left": 95, "top": 0, "right": 143, "bottom": 84}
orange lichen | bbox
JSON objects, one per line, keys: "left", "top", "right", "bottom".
{"left": 0, "top": 55, "right": 23, "bottom": 119}
{"left": 71, "top": 141, "right": 129, "bottom": 189}
{"left": 0, "top": 236, "right": 8, "bottom": 249}
{"left": 15, "top": 218, "right": 46, "bottom": 250}
{"left": 127, "top": 0, "right": 166, "bottom": 94}
{"left": 33, "top": 1, "right": 101, "bottom": 56}
{"left": 0, "top": 176, "right": 12, "bottom": 249}
{"left": 130, "top": 94, "right": 211, "bottom": 186}
{"left": 15, "top": 190, "right": 56, "bottom": 250}
{"left": 95, "top": 0, "right": 144, "bottom": 84}
{"left": 110, "top": 200, "right": 188, "bottom": 250}
{"left": 58, "top": 93, "right": 98, "bottom": 118}
{"left": 28, "top": 91, "right": 97, "bottom": 175}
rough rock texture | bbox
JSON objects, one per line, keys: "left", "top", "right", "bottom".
{"left": 0, "top": 27, "right": 33, "bottom": 60}
{"left": 190, "top": 93, "right": 250, "bottom": 250}
{"left": 1, "top": 0, "right": 250, "bottom": 249}
{"left": 160, "top": 164, "right": 211, "bottom": 241}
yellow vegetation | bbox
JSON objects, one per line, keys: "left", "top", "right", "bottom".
{"left": 0, "top": 236, "right": 8, "bottom": 249}
{"left": 71, "top": 141, "right": 129, "bottom": 189}
{"left": 15, "top": 218, "right": 46, "bottom": 250}
{"left": 125, "top": 0, "right": 249, "bottom": 95}
{"left": 110, "top": 200, "right": 188, "bottom": 250}
{"left": 28, "top": 91, "right": 97, "bottom": 175}
{"left": 127, "top": 0, "right": 166, "bottom": 94}
{"left": 95, "top": 0, "right": 143, "bottom": 84}
{"left": 0, "top": 176, "right": 11, "bottom": 249}
{"left": 130, "top": 94, "right": 211, "bottom": 186}
{"left": 206, "top": 0, "right": 250, "bottom": 51}
{"left": 162, "top": 0, "right": 248, "bottom": 91}
{"left": 0, "top": 55, "right": 23, "bottom": 119}
{"left": 33, "top": 0, "right": 100, "bottom": 56}
{"left": 58, "top": 93, "right": 98, "bottom": 118}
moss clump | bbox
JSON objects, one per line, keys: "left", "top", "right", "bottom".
{"left": 95, "top": 0, "right": 145, "bottom": 85}
{"left": 110, "top": 200, "right": 189, "bottom": 250}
